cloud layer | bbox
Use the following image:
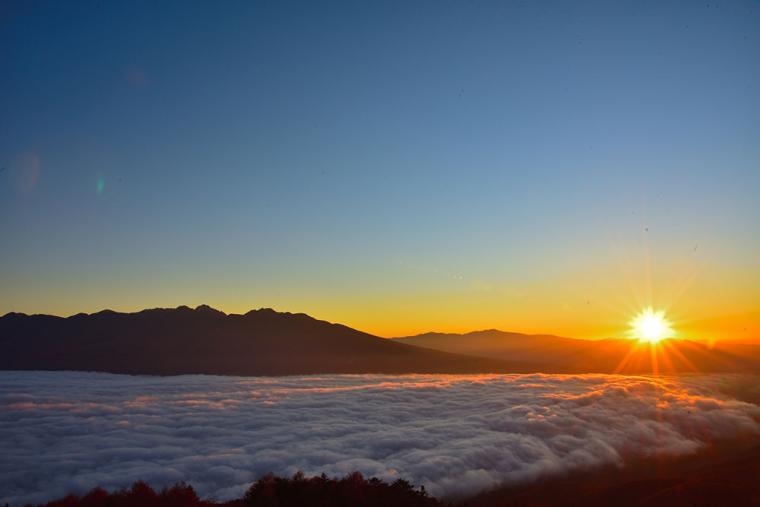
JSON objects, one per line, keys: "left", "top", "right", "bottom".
{"left": 1, "top": 372, "right": 758, "bottom": 505}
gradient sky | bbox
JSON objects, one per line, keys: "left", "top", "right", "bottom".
{"left": 1, "top": 0, "right": 758, "bottom": 340}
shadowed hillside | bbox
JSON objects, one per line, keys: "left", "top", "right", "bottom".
{"left": 393, "top": 330, "right": 760, "bottom": 374}
{"left": 0, "top": 306, "right": 534, "bottom": 376}
{"left": 464, "top": 438, "right": 760, "bottom": 507}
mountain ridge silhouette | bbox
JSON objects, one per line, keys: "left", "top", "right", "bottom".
{"left": 1, "top": 306, "right": 757, "bottom": 375}
{"left": 393, "top": 329, "right": 760, "bottom": 374}
{"left": 0, "top": 305, "right": 536, "bottom": 376}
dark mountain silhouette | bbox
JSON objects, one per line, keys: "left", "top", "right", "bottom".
{"left": 392, "top": 330, "right": 760, "bottom": 374}
{"left": 0, "top": 306, "right": 537, "bottom": 376}
{"left": 2, "top": 307, "right": 757, "bottom": 376}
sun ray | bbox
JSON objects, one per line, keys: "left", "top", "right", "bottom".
{"left": 660, "top": 340, "right": 699, "bottom": 373}
{"left": 613, "top": 341, "right": 642, "bottom": 374}
{"left": 649, "top": 342, "right": 659, "bottom": 375}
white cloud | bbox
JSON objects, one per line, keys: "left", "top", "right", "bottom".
{"left": 1, "top": 372, "right": 758, "bottom": 505}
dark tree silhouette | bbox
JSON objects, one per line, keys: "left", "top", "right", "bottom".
{"left": 242, "top": 471, "right": 440, "bottom": 507}
{"left": 36, "top": 473, "right": 442, "bottom": 507}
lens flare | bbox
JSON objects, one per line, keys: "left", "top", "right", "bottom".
{"left": 630, "top": 307, "right": 673, "bottom": 344}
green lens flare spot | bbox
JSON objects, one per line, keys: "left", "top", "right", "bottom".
{"left": 96, "top": 178, "right": 105, "bottom": 194}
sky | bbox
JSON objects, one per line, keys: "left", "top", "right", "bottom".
{"left": 1, "top": 0, "right": 758, "bottom": 340}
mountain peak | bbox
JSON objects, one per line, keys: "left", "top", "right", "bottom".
{"left": 1, "top": 311, "right": 29, "bottom": 319}
{"left": 244, "top": 307, "right": 288, "bottom": 317}
{"left": 195, "top": 304, "right": 225, "bottom": 315}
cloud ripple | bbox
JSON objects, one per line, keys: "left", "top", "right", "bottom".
{"left": 1, "top": 372, "right": 758, "bottom": 505}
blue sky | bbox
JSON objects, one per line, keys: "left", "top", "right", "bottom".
{"left": 1, "top": 0, "right": 758, "bottom": 337}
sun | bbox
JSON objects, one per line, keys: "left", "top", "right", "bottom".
{"left": 630, "top": 307, "right": 674, "bottom": 344}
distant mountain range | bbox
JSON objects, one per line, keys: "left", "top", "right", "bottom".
{"left": 392, "top": 330, "right": 760, "bottom": 374}
{"left": 0, "top": 306, "right": 532, "bottom": 375}
{"left": 1, "top": 306, "right": 757, "bottom": 376}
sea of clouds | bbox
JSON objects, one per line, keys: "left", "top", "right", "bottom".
{"left": 1, "top": 371, "right": 759, "bottom": 505}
